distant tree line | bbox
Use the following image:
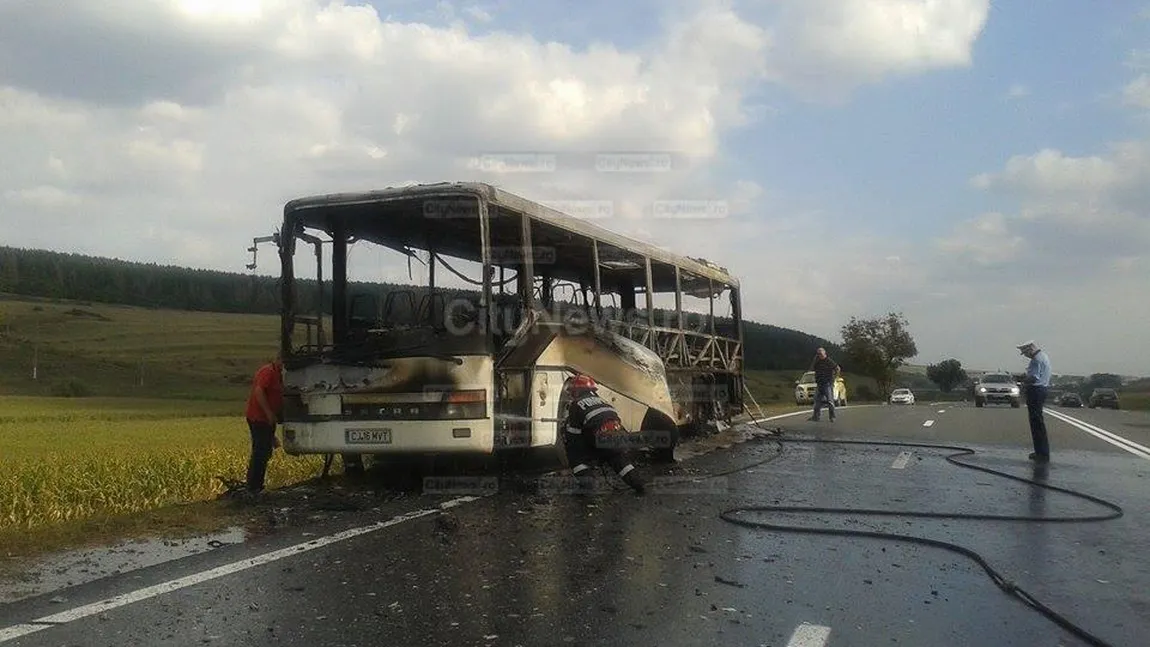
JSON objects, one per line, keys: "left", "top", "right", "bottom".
{"left": 0, "top": 246, "right": 838, "bottom": 370}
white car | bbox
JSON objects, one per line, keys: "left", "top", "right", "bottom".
{"left": 889, "top": 388, "right": 915, "bottom": 405}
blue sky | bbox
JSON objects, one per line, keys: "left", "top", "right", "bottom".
{"left": 729, "top": 1, "right": 1142, "bottom": 239}
{"left": 0, "top": 0, "right": 1147, "bottom": 376}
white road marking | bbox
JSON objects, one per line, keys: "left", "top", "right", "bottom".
{"left": 1045, "top": 410, "right": 1150, "bottom": 461}
{"left": 937, "top": 409, "right": 946, "bottom": 414}
{"left": 0, "top": 496, "right": 480, "bottom": 643}
{"left": 891, "top": 451, "right": 912, "bottom": 469}
{"left": 740, "top": 404, "right": 883, "bottom": 427}
{"left": 0, "top": 625, "right": 51, "bottom": 642}
{"left": 787, "top": 622, "right": 832, "bottom": 646}
{"left": 923, "top": 420, "right": 935, "bottom": 427}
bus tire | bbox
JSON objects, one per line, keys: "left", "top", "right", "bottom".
{"left": 342, "top": 453, "right": 365, "bottom": 474}
{"left": 642, "top": 409, "right": 678, "bottom": 464}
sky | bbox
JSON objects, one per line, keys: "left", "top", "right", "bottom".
{"left": 1, "top": 0, "right": 1148, "bottom": 377}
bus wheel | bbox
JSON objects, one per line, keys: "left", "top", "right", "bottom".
{"left": 642, "top": 409, "right": 679, "bottom": 464}
{"left": 651, "top": 440, "right": 677, "bottom": 464}
{"left": 342, "top": 453, "right": 365, "bottom": 474}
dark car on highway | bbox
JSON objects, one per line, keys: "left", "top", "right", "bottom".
{"left": 1058, "top": 392, "right": 1082, "bottom": 407}
{"left": 1089, "top": 388, "right": 1119, "bottom": 409}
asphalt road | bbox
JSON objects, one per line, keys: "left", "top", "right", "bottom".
{"left": 1, "top": 401, "right": 1148, "bottom": 647}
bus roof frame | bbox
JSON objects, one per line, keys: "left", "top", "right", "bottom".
{"left": 282, "top": 182, "right": 739, "bottom": 295}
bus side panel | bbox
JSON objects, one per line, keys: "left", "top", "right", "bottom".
{"left": 533, "top": 332, "right": 673, "bottom": 435}
{"left": 528, "top": 369, "right": 565, "bottom": 448}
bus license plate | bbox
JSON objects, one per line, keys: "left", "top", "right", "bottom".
{"left": 346, "top": 428, "right": 392, "bottom": 444}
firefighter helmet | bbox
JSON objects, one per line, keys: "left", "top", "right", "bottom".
{"left": 568, "top": 374, "right": 597, "bottom": 393}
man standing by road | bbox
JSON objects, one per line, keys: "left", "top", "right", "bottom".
{"left": 563, "top": 374, "right": 646, "bottom": 494}
{"left": 808, "top": 347, "right": 840, "bottom": 422}
{"left": 244, "top": 352, "right": 283, "bottom": 495}
{"left": 1018, "top": 341, "right": 1052, "bottom": 462}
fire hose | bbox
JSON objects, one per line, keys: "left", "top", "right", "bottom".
{"left": 646, "top": 417, "right": 1124, "bottom": 647}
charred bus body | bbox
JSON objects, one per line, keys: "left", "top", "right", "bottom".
{"left": 273, "top": 182, "right": 744, "bottom": 466}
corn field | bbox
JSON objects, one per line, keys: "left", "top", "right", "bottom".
{"left": 0, "top": 397, "right": 325, "bottom": 530}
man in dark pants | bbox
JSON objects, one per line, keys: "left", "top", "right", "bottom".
{"left": 244, "top": 354, "right": 284, "bottom": 494}
{"left": 808, "top": 347, "right": 840, "bottom": 422}
{"left": 1017, "top": 340, "right": 1052, "bottom": 462}
{"left": 563, "top": 374, "right": 646, "bottom": 494}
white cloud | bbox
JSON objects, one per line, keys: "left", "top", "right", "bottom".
{"left": 970, "top": 146, "right": 1135, "bottom": 199}
{"left": 1123, "top": 73, "right": 1150, "bottom": 109}
{"left": 0, "top": 1, "right": 775, "bottom": 267}
{"left": 172, "top": 0, "right": 266, "bottom": 25}
{"left": 917, "top": 128, "right": 1150, "bottom": 374}
{"left": 935, "top": 212, "right": 1024, "bottom": 266}
{"left": 762, "top": 0, "right": 991, "bottom": 99}
{"left": 962, "top": 141, "right": 1150, "bottom": 264}
{"left": 126, "top": 135, "right": 206, "bottom": 173}
{"left": 140, "top": 100, "right": 200, "bottom": 122}
{"left": 463, "top": 6, "right": 493, "bottom": 23}
{"left": 1007, "top": 83, "right": 1029, "bottom": 99}
{"left": 4, "top": 185, "right": 82, "bottom": 209}
{"left": 1127, "top": 47, "right": 1150, "bottom": 71}
{"left": 21, "top": 0, "right": 1148, "bottom": 374}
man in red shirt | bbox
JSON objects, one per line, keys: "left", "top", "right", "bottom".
{"left": 244, "top": 354, "right": 283, "bottom": 494}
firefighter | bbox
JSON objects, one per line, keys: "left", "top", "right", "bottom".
{"left": 563, "top": 374, "right": 646, "bottom": 494}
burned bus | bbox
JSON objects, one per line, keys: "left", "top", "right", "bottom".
{"left": 269, "top": 182, "right": 744, "bottom": 467}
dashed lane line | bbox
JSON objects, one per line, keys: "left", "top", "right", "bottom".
{"left": 891, "top": 451, "right": 913, "bottom": 469}
{"left": 787, "top": 622, "right": 832, "bottom": 646}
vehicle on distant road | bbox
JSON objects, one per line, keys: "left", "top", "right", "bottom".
{"left": 1058, "top": 392, "right": 1082, "bottom": 407}
{"left": 973, "top": 372, "right": 1021, "bottom": 408}
{"left": 1089, "top": 388, "right": 1120, "bottom": 409}
{"left": 889, "top": 388, "right": 915, "bottom": 405}
{"left": 794, "top": 371, "right": 846, "bottom": 407}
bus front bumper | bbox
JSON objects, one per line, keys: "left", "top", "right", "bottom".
{"left": 281, "top": 419, "right": 494, "bottom": 455}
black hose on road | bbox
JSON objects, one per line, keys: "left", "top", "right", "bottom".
{"left": 683, "top": 419, "right": 1124, "bottom": 647}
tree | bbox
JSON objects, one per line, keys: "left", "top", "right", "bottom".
{"left": 840, "top": 312, "right": 918, "bottom": 396}
{"left": 927, "top": 358, "right": 968, "bottom": 393}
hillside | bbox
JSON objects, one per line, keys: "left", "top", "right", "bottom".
{"left": 0, "top": 294, "right": 876, "bottom": 404}
{"left": 0, "top": 246, "right": 840, "bottom": 374}
{"left": 0, "top": 295, "right": 273, "bottom": 400}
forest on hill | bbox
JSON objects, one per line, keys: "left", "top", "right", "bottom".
{"left": 0, "top": 246, "right": 838, "bottom": 370}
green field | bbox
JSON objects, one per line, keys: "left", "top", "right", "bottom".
{"left": 0, "top": 295, "right": 279, "bottom": 400}
{"left": 0, "top": 396, "right": 326, "bottom": 532}
{"left": 1119, "top": 393, "right": 1150, "bottom": 411}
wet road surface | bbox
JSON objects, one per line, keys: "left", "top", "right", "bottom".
{"left": 1, "top": 402, "right": 1148, "bottom": 646}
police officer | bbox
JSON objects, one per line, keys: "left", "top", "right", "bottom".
{"left": 563, "top": 374, "right": 646, "bottom": 494}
